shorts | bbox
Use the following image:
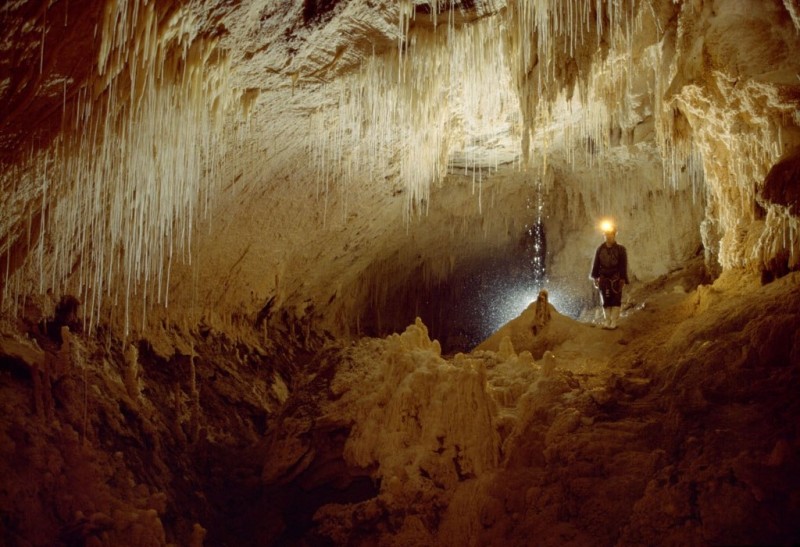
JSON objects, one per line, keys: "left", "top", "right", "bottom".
{"left": 598, "top": 276, "right": 623, "bottom": 307}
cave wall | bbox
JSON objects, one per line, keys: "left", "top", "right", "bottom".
{"left": 510, "top": 0, "right": 799, "bottom": 276}
{"left": 329, "top": 157, "right": 705, "bottom": 351}
{"left": 0, "top": 311, "right": 308, "bottom": 545}
{"left": 544, "top": 151, "right": 706, "bottom": 292}
{"left": 668, "top": 0, "right": 800, "bottom": 276}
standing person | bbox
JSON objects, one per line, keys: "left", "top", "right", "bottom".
{"left": 590, "top": 220, "right": 629, "bottom": 329}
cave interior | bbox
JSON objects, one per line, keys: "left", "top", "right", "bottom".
{"left": 1, "top": 0, "right": 800, "bottom": 545}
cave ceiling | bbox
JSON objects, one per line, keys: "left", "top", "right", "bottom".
{"left": 1, "top": 0, "right": 799, "bottom": 336}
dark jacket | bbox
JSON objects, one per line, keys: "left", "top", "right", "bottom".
{"left": 591, "top": 242, "right": 629, "bottom": 283}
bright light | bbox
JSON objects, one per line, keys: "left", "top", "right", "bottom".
{"left": 486, "top": 285, "right": 583, "bottom": 334}
{"left": 497, "top": 288, "right": 539, "bottom": 327}
{"left": 600, "top": 219, "right": 615, "bottom": 233}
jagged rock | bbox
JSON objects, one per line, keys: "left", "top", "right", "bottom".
{"left": 1, "top": 1, "right": 800, "bottom": 545}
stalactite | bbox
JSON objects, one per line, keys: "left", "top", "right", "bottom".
{"left": 1, "top": 0, "right": 239, "bottom": 334}
{"left": 784, "top": 0, "right": 800, "bottom": 31}
{"left": 308, "top": 16, "right": 515, "bottom": 224}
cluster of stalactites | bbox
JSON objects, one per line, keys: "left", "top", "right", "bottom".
{"left": 1, "top": 0, "right": 237, "bottom": 334}
{"left": 506, "top": 0, "right": 704, "bottom": 194}
{"left": 307, "top": 15, "right": 518, "bottom": 223}
{"left": 397, "top": 0, "right": 506, "bottom": 35}
{"left": 308, "top": 0, "right": 707, "bottom": 226}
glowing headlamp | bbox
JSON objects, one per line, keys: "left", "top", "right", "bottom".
{"left": 600, "top": 219, "right": 616, "bottom": 233}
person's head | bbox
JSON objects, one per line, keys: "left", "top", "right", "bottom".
{"left": 600, "top": 219, "right": 617, "bottom": 244}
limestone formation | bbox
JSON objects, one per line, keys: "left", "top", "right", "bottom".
{"left": 1, "top": 1, "right": 799, "bottom": 545}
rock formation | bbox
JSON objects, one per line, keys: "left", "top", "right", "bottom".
{"left": 1, "top": 0, "right": 799, "bottom": 545}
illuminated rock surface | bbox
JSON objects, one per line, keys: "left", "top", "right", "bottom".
{"left": 1, "top": 0, "right": 799, "bottom": 545}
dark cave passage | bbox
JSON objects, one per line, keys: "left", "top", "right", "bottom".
{"left": 355, "top": 221, "right": 592, "bottom": 354}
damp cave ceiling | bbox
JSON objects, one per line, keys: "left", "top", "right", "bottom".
{"left": 1, "top": 0, "right": 800, "bottom": 334}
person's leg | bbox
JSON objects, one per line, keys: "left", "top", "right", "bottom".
{"left": 603, "top": 279, "right": 622, "bottom": 329}
{"left": 602, "top": 306, "right": 613, "bottom": 328}
{"left": 611, "top": 278, "right": 624, "bottom": 328}
{"left": 609, "top": 306, "right": 620, "bottom": 328}
{"left": 598, "top": 277, "right": 612, "bottom": 327}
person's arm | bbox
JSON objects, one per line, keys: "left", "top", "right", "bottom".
{"left": 620, "top": 245, "right": 629, "bottom": 284}
{"left": 590, "top": 246, "right": 600, "bottom": 284}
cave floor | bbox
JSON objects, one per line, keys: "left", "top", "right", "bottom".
{"left": 1, "top": 266, "right": 799, "bottom": 546}
{"left": 254, "top": 266, "right": 800, "bottom": 546}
